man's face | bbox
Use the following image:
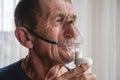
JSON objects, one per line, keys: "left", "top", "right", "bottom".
{"left": 33, "top": 0, "right": 80, "bottom": 63}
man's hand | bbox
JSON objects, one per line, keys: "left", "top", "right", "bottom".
{"left": 55, "top": 64, "right": 96, "bottom": 80}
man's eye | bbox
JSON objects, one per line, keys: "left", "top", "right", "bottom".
{"left": 67, "top": 20, "right": 75, "bottom": 25}
{"left": 56, "top": 19, "right": 63, "bottom": 22}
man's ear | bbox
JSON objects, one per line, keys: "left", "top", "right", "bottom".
{"left": 15, "top": 27, "right": 33, "bottom": 49}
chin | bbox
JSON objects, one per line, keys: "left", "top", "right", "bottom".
{"left": 58, "top": 47, "right": 75, "bottom": 63}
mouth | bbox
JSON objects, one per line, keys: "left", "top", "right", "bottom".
{"left": 58, "top": 45, "right": 75, "bottom": 63}
{"left": 58, "top": 39, "right": 76, "bottom": 53}
{"left": 59, "top": 45, "right": 75, "bottom": 55}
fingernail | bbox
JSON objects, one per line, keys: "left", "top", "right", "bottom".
{"left": 79, "top": 64, "right": 90, "bottom": 72}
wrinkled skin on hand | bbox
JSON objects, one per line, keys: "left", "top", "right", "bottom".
{"left": 55, "top": 64, "right": 96, "bottom": 80}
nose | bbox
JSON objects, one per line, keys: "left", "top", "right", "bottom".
{"left": 63, "top": 25, "right": 79, "bottom": 39}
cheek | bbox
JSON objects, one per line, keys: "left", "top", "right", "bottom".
{"left": 32, "top": 38, "right": 51, "bottom": 57}
{"left": 45, "top": 25, "right": 60, "bottom": 41}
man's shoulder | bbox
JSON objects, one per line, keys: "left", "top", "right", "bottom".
{"left": 0, "top": 63, "right": 17, "bottom": 75}
{"left": 0, "top": 59, "right": 23, "bottom": 80}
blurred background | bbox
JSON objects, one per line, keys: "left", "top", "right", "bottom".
{"left": 0, "top": 0, "right": 120, "bottom": 80}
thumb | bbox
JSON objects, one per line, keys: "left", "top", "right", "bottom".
{"left": 57, "top": 63, "right": 90, "bottom": 80}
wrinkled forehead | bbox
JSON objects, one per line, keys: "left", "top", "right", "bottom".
{"left": 39, "top": 0, "right": 76, "bottom": 19}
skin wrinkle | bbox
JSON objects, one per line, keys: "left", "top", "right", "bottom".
{"left": 44, "top": 1, "right": 77, "bottom": 79}
{"left": 46, "top": 4, "right": 77, "bottom": 25}
{"left": 35, "top": 0, "right": 77, "bottom": 44}
{"left": 44, "top": 12, "right": 77, "bottom": 44}
{"left": 37, "top": 0, "right": 78, "bottom": 64}
{"left": 39, "top": 0, "right": 76, "bottom": 32}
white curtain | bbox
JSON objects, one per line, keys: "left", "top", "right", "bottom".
{"left": 72, "top": 0, "right": 120, "bottom": 80}
{"left": 0, "top": 0, "right": 120, "bottom": 80}
{"left": 0, "top": 0, "right": 27, "bottom": 67}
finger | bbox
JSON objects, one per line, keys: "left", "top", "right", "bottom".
{"left": 79, "top": 73, "right": 96, "bottom": 80}
{"left": 58, "top": 63, "right": 90, "bottom": 80}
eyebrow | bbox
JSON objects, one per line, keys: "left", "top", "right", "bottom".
{"left": 47, "top": 11, "right": 77, "bottom": 22}
{"left": 47, "top": 11, "right": 65, "bottom": 21}
{"left": 64, "top": 0, "right": 72, "bottom": 4}
{"left": 70, "top": 14, "right": 77, "bottom": 21}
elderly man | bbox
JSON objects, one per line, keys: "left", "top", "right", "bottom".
{"left": 0, "top": 0, "right": 96, "bottom": 80}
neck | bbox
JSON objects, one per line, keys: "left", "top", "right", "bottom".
{"left": 21, "top": 49, "right": 67, "bottom": 80}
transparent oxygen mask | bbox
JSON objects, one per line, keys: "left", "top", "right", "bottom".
{"left": 73, "top": 33, "right": 93, "bottom": 68}
{"left": 55, "top": 26, "right": 84, "bottom": 67}
{"left": 56, "top": 26, "right": 93, "bottom": 68}
{"left": 57, "top": 27, "right": 83, "bottom": 56}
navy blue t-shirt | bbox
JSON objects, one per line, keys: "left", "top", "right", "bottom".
{"left": 0, "top": 59, "right": 31, "bottom": 80}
